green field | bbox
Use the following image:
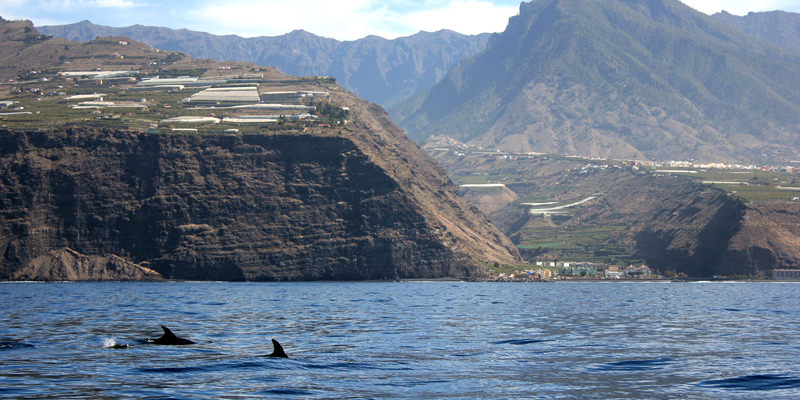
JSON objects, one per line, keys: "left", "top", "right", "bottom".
{"left": 652, "top": 167, "right": 800, "bottom": 202}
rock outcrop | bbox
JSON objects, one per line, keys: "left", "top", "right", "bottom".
{"left": 10, "top": 247, "right": 162, "bottom": 281}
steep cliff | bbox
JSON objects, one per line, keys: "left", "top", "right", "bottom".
{"left": 0, "top": 126, "right": 519, "bottom": 281}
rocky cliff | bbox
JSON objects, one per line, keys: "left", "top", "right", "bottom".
{"left": 0, "top": 125, "right": 519, "bottom": 281}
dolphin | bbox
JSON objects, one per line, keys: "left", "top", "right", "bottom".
{"left": 262, "top": 339, "right": 288, "bottom": 358}
{"left": 149, "top": 325, "right": 196, "bottom": 345}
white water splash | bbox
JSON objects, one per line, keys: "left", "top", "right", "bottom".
{"left": 103, "top": 338, "right": 117, "bottom": 348}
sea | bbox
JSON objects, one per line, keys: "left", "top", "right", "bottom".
{"left": 1, "top": 281, "right": 798, "bottom": 399}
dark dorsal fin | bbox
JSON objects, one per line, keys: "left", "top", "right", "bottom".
{"left": 160, "top": 325, "right": 177, "bottom": 340}
{"left": 153, "top": 325, "right": 195, "bottom": 345}
{"left": 268, "top": 339, "right": 288, "bottom": 358}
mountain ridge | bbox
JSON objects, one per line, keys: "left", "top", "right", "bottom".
{"left": 393, "top": 0, "right": 800, "bottom": 164}
{"left": 37, "top": 20, "right": 491, "bottom": 108}
{"left": 713, "top": 10, "right": 800, "bottom": 51}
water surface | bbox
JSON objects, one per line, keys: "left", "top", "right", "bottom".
{"left": 1, "top": 281, "right": 798, "bottom": 398}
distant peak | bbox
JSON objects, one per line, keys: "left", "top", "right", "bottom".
{"left": 287, "top": 29, "right": 313, "bottom": 36}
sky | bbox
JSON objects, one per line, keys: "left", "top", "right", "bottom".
{"left": 1, "top": 0, "right": 799, "bottom": 41}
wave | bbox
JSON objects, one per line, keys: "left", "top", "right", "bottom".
{"left": 700, "top": 374, "right": 800, "bottom": 391}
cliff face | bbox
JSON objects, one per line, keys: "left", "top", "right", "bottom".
{"left": 0, "top": 127, "right": 519, "bottom": 281}
{"left": 632, "top": 187, "right": 746, "bottom": 277}
{"left": 717, "top": 202, "right": 800, "bottom": 276}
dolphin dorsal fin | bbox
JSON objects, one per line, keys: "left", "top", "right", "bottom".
{"left": 160, "top": 325, "right": 177, "bottom": 339}
{"left": 269, "top": 339, "right": 288, "bottom": 358}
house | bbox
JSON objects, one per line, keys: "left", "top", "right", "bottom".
{"left": 624, "top": 265, "right": 652, "bottom": 278}
{"left": 559, "top": 264, "right": 597, "bottom": 278}
{"left": 773, "top": 269, "right": 800, "bottom": 280}
{"left": 605, "top": 269, "right": 624, "bottom": 279}
{"left": 536, "top": 269, "right": 553, "bottom": 279}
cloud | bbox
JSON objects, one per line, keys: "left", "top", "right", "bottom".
{"left": 92, "top": 0, "right": 140, "bottom": 7}
{"left": 403, "top": 1, "right": 518, "bottom": 35}
{"left": 188, "top": 0, "right": 383, "bottom": 39}
{"left": 37, "top": 0, "right": 141, "bottom": 9}
{"left": 6, "top": 0, "right": 799, "bottom": 41}
{"left": 186, "top": 0, "right": 517, "bottom": 39}
{"left": 679, "top": 0, "right": 800, "bottom": 15}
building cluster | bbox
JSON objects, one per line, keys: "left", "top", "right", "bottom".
{"left": 773, "top": 269, "right": 800, "bottom": 281}
{"left": 633, "top": 160, "right": 800, "bottom": 175}
{"left": 426, "top": 138, "right": 800, "bottom": 174}
{"left": 493, "top": 262, "right": 654, "bottom": 281}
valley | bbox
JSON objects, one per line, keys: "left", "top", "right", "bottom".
{"left": 426, "top": 138, "right": 800, "bottom": 278}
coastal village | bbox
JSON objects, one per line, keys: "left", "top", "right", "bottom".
{"left": 491, "top": 261, "right": 656, "bottom": 282}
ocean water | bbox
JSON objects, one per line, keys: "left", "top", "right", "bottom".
{"left": 1, "top": 281, "right": 799, "bottom": 399}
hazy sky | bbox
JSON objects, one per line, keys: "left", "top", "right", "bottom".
{"left": 1, "top": 0, "right": 799, "bottom": 40}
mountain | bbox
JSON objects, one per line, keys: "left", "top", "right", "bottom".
{"left": 37, "top": 21, "right": 490, "bottom": 108}
{"left": 393, "top": 0, "right": 800, "bottom": 164}
{"left": 713, "top": 10, "right": 800, "bottom": 52}
{"left": 0, "top": 18, "right": 520, "bottom": 281}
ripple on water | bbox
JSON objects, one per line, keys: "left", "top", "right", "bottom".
{"left": 700, "top": 374, "right": 800, "bottom": 391}
{"left": 0, "top": 341, "right": 34, "bottom": 350}
{"left": 491, "top": 339, "right": 552, "bottom": 345}
{"left": 598, "top": 357, "right": 675, "bottom": 371}
{"left": 258, "top": 388, "right": 316, "bottom": 396}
